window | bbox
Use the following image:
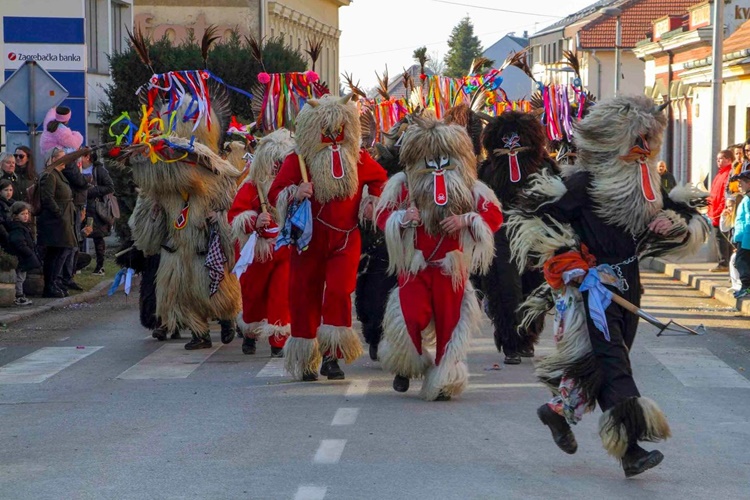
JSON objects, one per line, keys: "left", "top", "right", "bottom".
{"left": 728, "top": 105, "right": 736, "bottom": 146}
{"left": 86, "top": 0, "right": 99, "bottom": 72}
{"left": 112, "top": 2, "right": 125, "bottom": 54}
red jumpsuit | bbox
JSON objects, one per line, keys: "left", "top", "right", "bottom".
{"left": 228, "top": 182, "right": 290, "bottom": 348}
{"left": 376, "top": 184, "right": 503, "bottom": 365}
{"left": 268, "top": 150, "right": 387, "bottom": 347}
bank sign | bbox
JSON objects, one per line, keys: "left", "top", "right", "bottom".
{"left": 2, "top": 16, "right": 86, "bottom": 144}
{"left": 5, "top": 43, "right": 84, "bottom": 71}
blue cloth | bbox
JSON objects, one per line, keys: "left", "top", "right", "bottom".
{"left": 733, "top": 195, "right": 750, "bottom": 250}
{"left": 275, "top": 199, "right": 313, "bottom": 253}
{"left": 579, "top": 267, "right": 613, "bottom": 341}
{"left": 109, "top": 268, "right": 134, "bottom": 296}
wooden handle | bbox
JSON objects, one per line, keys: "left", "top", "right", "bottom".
{"left": 297, "top": 153, "right": 309, "bottom": 183}
{"left": 609, "top": 293, "right": 640, "bottom": 315}
{"left": 115, "top": 246, "right": 134, "bottom": 258}
{"left": 257, "top": 188, "right": 268, "bottom": 214}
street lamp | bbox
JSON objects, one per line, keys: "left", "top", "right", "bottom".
{"left": 601, "top": 7, "right": 623, "bottom": 97}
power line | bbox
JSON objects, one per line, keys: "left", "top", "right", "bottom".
{"left": 430, "top": 0, "right": 564, "bottom": 18}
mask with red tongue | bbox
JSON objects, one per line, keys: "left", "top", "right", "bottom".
{"left": 622, "top": 134, "right": 657, "bottom": 202}
{"left": 321, "top": 125, "right": 345, "bottom": 179}
{"left": 424, "top": 155, "right": 452, "bottom": 206}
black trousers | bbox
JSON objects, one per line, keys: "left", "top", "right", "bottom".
{"left": 355, "top": 240, "right": 397, "bottom": 346}
{"left": 93, "top": 236, "right": 106, "bottom": 270}
{"left": 735, "top": 248, "right": 750, "bottom": 289}
{"left": 43, "top": 247, "right": 74, "bottom": 291}
{"left": 715, "top": 226, "right": 733, "bottom": 267}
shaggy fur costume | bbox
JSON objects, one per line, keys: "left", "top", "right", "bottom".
{"left": 228, "top": 129, "right": 296, "bottom": 348}
{"left": 375, "top": 117, "right": 502, "bottom": 400}
{"left": 478, "top": 110, "right": 560, "bottom": 359}
{"left": 508, "top": 96, "right": 706, "bottom": 460}
{"left": 268, "top": 95, "right": 388, "bottom": 379}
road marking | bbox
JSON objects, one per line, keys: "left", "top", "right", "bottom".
{"left": 468, "top": 382, "right": 546, "bottom": 390}
{"left": 648, "top": 347, "right": 750, "bottom": 388}
{"left": 117, "top": 343, "right": 221, "bottom": 380}
{"left": 256, "top": 358, "right": 287, "bottom": 377}
{"left": 331, "top": 407, "right": 359, "bottom": 426}
{"left": 57, "top": 337, "right": 70, "bottom": 342}
{"left": 345, "top": 379, "right": 369, "bottom": 398}
{"left": 294, "top": 486, "right": 327, "bottom": 500}
{"left": 0, "top": 347, "right": 102, "bottom": 384}
{"left": 313, "top": 439, "right": 346, "bottom": 464}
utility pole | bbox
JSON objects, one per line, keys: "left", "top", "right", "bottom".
{"left": 710, "top": 0, "right": 724, "bottom": 183}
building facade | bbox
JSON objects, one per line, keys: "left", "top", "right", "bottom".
{"left": 134, "top": 0, "right": 350, "bottom": 93}
{"left": 0, "top": 0, "right": 134, "bottom": 155}
{"left": 483, "top": 33, "right": 532, "bottom": 101}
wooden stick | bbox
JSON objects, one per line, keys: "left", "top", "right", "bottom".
{"left": 609, "top": 293, "right": 641, "bottom": 316}
{"left": 297, "top": 153, "right": 309, "bottom": 183}
{"left": 257, "top": 188, "right": 268, "bottom": 214}
{"left": 115, "top": 246, "right": 134, "bottom": 258}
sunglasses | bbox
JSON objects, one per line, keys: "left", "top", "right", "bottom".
{"left": 13, "top": 154, "right": 26, "bottom": 159}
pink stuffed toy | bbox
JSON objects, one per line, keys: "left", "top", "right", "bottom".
{"left": 40, "top": 106, "right": 84, "bottom": 156}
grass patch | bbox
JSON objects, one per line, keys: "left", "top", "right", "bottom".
{"left": 71, "top": 259, "right": 119, "bottom": 293}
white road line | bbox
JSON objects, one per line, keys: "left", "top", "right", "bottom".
{"left": 331, "top": 407, "right": 359, "bottom": 426}
{"left": 117, "top": 343, "right": 221, "bottom": 380}
{"left": 345, "top": 379, "right": 369, "bottom": 398}
{"left": 256, "top": 358, "right": 287, "bottom": 377}
{"left": 0, "top": 347, "right": 102, "bottom": 384}
{"left": 648, "top": 347, "right": 750, "bottom": 388}
{"left": 313, "top": 439, "right": 346, "bottom": 464}
{"left": 57, "top": 337, "right": 70, "bottom": 342}
{"left": 294, "top": 486, "right": 327, "bottom": 500}
{"left": 468, "top": 382, "right": 546, "bottom": 390}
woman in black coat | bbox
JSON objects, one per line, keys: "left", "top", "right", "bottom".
{"left": 83, "top": 151, "right": 115, "bottom": 273}
{"left": 37, "top": 147, "right": 78, "bottom": 297}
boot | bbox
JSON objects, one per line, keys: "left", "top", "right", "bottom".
{"left": 170, "top": 330, "right": 182, "bottom": 340}
{"left": 302, "top": 370, "right": 318, "bottom": 382}
{"left": 518, "top": 345, "right": 535, "bottom": 358}
{"left": 270, "top": 346, "right": 284, "bottom": 358}
{"left": 392, "top": 375, "right": 410, "bottom": 392}
{"left": 242, "top": 337, "right": 257, "bottom": 355}
{"left": 320, "top": 356, "right": 345, "bottom": 380}
{"left": 185, "top": 333, "right": 212, "bottom": 350}
{"left": 152, "top": 327, "right": 167, "bottom": 341}
{"left": 504, "top": 352, "right": 521, "bottom": 365}
{"left": 434, "top": 391, "right": 451, "bottom": 402}
{"left": 537, "top": 404, "right": 577, "bottom": 454}
{"left": 368, "top": 343, "right": 378, "bottom": 361}
{"left": 622, "top": 443, "right": 664, "bottom": 478}
{"left": 219, "top": 320, "right": 236, "bottom": 344}
{"left": 236, "top": 326, "right": 244, "bottom": 339}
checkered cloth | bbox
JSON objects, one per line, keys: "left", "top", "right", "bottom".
{"left": 205, "top": 226, "right": 227, "bottom": 296}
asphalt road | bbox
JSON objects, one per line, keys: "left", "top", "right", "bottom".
{"left": 0, "top": 269, "right": 748, "bottom": 499}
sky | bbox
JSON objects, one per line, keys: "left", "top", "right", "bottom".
{"left": 339, "top": 0, "right": 595, "bottom": 91}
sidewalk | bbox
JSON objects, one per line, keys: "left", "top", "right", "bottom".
{"left": 642, "top": 256, "right": 749, "bottom": 314}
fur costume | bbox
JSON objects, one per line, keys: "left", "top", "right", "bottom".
{"left": 268, "top": 94, "right": 388, "bottom": 380}
{"left": 228, "top": 129, "right": 296, "bottom": 350}
{"left": 375, "top": 116, "right": 502, "bottom": 401}
{"left": 125, "top": 99, "right": 242, "bottom": 345}
{"left": 508, "top": 96, "right": 708, "bottom": 471}
{"left": 478, "top": 110, "right": 560, "bottom": 362}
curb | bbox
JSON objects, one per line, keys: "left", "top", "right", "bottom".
{"left": 642, "top": 257, "right": 750, "bottom": 315}
{"left": 0, "top": 279, "right": 114, "bottom": 326}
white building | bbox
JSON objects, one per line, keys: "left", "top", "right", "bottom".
{"left": 0, "top": 0, "right": 133, "bottom": 156}
{"left": 483, "top": 33, "right": 531, "bottom": 101}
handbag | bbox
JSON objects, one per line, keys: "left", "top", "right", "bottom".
{"left": 94, "top": 193, "right": 119, "bottom": 225}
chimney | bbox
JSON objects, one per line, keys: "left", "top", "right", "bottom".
{"left": 523, "top": 30, "right": 528, "bottom": 38}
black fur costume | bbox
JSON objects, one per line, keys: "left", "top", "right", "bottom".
{"left": 478, "top": 111, "right": 558, "bottom": 361}
{"left": 115, "top": 243, "right": 160, "bottom": 331}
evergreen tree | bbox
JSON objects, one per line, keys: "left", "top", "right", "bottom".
{"left": 443, "top": 17, "right": 483, "bottom": 78}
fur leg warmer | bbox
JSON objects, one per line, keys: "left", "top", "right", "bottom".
{"left": 259, "top": 322, "right": 291, "bottom": 341}
{"left": 283, "top": 337, "right": 322, "bottom": 380}
{"left": 599, "top": 397, "right": 671, "bottom": 459}
{"left": 379, "top": 288, "right": 433, "bottom": 378}
{"left": 317, "top": 325, "right": 364, "bottom": 364}
{"left": 236, "top": 313, "right": 264, "bottom": 338}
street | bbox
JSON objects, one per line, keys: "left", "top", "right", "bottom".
{"left": 0, "top": 269, "right": 749, "bottom": 500}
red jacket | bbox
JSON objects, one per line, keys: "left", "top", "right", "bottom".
{"left": 708, "top": 165, "right": 732, "bottom": 227}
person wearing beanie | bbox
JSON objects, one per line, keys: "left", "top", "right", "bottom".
{"left": 40, "top": 105, "right": 84, "bottom": 156}
{"left": 7, "top": 201, "right": 41, "bottom": 306}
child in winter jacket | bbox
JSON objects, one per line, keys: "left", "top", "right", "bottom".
{"left": 7, "top": 202, "right": 41, "bottom": 306}
{"left": 731, "top": 171, "right": 750, "bottom": 298}
{"left": 40, "top": 106, "right": 83, "bottom": 156}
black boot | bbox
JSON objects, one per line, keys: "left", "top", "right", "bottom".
{"left": 518, "top": 345, "right": 535, "bottom": 358}
{"left": 369, "top": 343, "right": 378, "bottom": 361}
{"left": 270, "top": 346, "right": 284, "bottom": 358}
{"left": 537, "top": 404, "right": 577, "bottom": 454}
{"left": 170, "top": 330, "right": 182, "bottom": 340}
{"left": 320, "top": 356, "right": 345, "bottom": 380}
{"left": 236, "top": 326, "right": 244, "bottom": 339}
{"left": 434, "top": 391, "right": 451, "bottom": 401}
{"left": 504, "top": 352, "right": 521, "bottom": 365}
{"left": 302, "top": 370, "right": 318, "bottom": 382}
{"left": 622, "top": 443, "right": 664, "bottom": 478}
{"left": 219, "top": 320, "right": 236, "bottom": 344}
{"left": 185, "top": 333, "right": 212, "bottom": 350}
{"left": 242, "top": 337, "right": 257, "bottom": 355}
{"left": 393, "top": 375, "right": 410, "bottom": 392}
{"left": 152, "top": 327, "right": 167, "bottom": 341}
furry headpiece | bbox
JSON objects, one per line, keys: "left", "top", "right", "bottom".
{"left": 399, "top": 115, "right": 477, "bottom": 235}
{"left": 480, "top": 110, "right": 554, "bottom": 206}
{"left": 443, "top": 104, "right": 486, "bottom": 157}
{"left": 574, "top": 95, "right": 668, "bottom": 235}
{"left": 295, "top": 94, "right": 362, "bottom": 203}
{"left": 247, "top": 128, "right": 295, "bottom": 189}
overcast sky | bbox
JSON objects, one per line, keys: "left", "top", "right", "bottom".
{"left": 339, "top": 0, "right": 594, "bottom": 90}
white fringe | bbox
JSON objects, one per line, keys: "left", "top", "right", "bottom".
{"left": 231, "top": 210, "right": 257, "bottom": 246}
{"left": 358, "top": 194, "right": 380, "bottom": 224}
{"left": 317, "top": 324, "right": 364, "bottom": 364}
{"left": 661, "top": 211, "right": 710, "bottom": 260}
{"left": 236, "top": 313, "right": 264, "bottom": 337}
{"left": 379, "top": 288, "right": 434, "bottom": 378}
{"left": 462, "top": 211, "right": 496, "bottom": 275}
{"left": 283, "top": 337, "right": 322, "bottom": 380}
{"left": 523, "top": 170, "right": 568, "bottom": 206}
{"left": 668, "top": 183, "right": 708, "bottom": 206}
{"left": 258, "top": 322, "right": 291, "bottom": 341}
{"left": 506, "top": 215, "right": 577, "bottom": 270}
{"left": 275, "top": 185, "right": 298, "bottom": 226}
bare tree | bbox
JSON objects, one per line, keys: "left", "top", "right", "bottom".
{"left": 426, "top": 50, "right": 446, "bottom": 75}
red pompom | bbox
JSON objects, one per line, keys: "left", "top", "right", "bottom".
{"left": 108, "top": 147, "right": 122, "bottom": 158}
{"left": 419, "top": 73, "right": 427, "bottom": 81}
{"left": 257, "top": 72, "right": 271, "bottom": 84}
{"left": 305, "top": 70, "right": 319, "bottom": 83}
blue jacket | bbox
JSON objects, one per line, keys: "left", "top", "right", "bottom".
{"left": 733, "top": 195, "right": 750, "bottom": 250}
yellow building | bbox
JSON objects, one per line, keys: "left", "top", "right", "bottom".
{"left": 134, "top": 0, "right": 350, "bottom": 92}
